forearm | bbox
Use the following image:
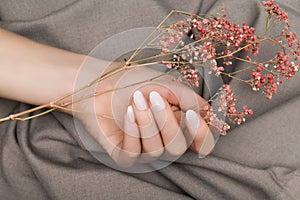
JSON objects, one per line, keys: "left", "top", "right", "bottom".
{"left": 0, "top": 28, "right": 84, "bottom": 105}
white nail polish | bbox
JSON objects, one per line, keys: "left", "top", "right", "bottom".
{"left": 126, "top": 105, "right": 135, "bottom": 123}
{"left": 133, "top": 90, "right": 148, "bottom": 111}
{"left": 186, "top": 110, "right": 200, "bottom": 129}
{"left": 149, "top": 91, "right": 165, "bottom": 112}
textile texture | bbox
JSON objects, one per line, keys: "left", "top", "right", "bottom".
{"left": 0, "top": 0, "right": 299, "bottom": 199}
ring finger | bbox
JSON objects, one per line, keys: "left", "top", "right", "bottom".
{"left": 149, "top": 91, "right": 187, "bottom": 157}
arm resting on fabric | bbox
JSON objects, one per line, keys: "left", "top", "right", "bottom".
{"left": 0, "top": 28, "right": 84, "bottom": 106}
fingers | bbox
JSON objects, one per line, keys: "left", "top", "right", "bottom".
{"left": 116, "top": 90, "right": 213, "bottom": 167}
{"left": 149, "top": 91, "right": 187, "bottom": 157}
{"left": 115, "top": 105, "right": 141, "bottom": 167}
{"left": 184, "top": 110, "right": 215, "bottom": 157}
{"left": 132, "top": 91, "right": 164, "bottom": 161}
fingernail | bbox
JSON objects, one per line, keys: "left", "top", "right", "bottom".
{"left": 186, "top": 110, "right": 199, "bottom": 129}
{"left": 133, "top": 90, "right": 148, "bottom": 111}
{"left": 126, "top": 105, "right": 135, "bottom": 123}
{"left": 149, "top": 91, "right": 165, "bottom": 112}
{"left": 199, "top": 131, "right": 215, "bottom": 158}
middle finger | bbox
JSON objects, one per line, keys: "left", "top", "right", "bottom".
{"left": 132, "top": 90, "right": 164, "bottom": 160}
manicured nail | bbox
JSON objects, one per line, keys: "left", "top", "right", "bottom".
{"left": 126, "top": 105, "right": 135, "bottom": 123}
{"left": 133, "top": 90, "right": 148, "bottom": 111}
{"left": 149, "top": 91, "right": 165, "bottom": 112}
{"left": 186, "top": 110, "right": 200, "bottom": 129}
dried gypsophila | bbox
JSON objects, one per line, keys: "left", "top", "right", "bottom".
{"left": 155, "top": 0, "right": 299, "bottom": 133}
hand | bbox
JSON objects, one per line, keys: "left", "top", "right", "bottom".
{"left": 75, "top": 60, "right": 215, "bottom": 167}
{"left": 123, "top": 88, "right": 216, "bottom": 165}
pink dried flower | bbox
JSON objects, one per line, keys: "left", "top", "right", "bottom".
{"left": 263, "top": 0, "right": 290, "bottom": 27}
{"left": 155, "top": 2, "right": 297, "bottom": 133}
{"left": 202, "top": 84, "right": 253, "bottom": 134}
{"left": 250, "top": 64, "right": 278, "bottom": 99}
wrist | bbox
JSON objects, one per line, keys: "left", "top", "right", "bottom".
{"left": 60, "top": 57, "right": 125, "bottom": 115}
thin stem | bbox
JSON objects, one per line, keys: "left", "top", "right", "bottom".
{"left": 267, "top": 37, "right": 298, "bottom": 57}
{"left": 126, "top": 10, "right": 177, "bottom": 64}
{"left": 233, "top": 56, "right": 283, "bottom": 77}
{"left": 127, "top": 9, "right": 212, "bottom": 63}
{"left": 0, "top": 63, "right": 128, "bottom": 122}
{"left": 220, "top": 72, "right": 252, "bottom": 85}
{"left": 14, "top": 108, "right": 57, "bottom": 121}
{"left": 233, "top": 56, "right": 258, "bottom": 65}
{"left": 0, "top": 103, "right": 52, "bottom": 122}
{"left": 130, "top": 37, "right": 209, "bottom": 64}
{"left": 64, "top": 68, "right": 176, "bottom": 108}
{"left": 265, "top": 15, "right": 271, "bottom": 36}
{"left": 207, "top": 93, "right": 219, "bottom": 104}
{"left": 230, "top": 67, "right": 251, "bottom": 75}
{"left": 96, "top": 114, "right": 116, "bottom": 120}
{"left": 51, "top": 105, "right": 83, "bottom": 114}
{"left": 0, "top": 61, "right": 174, "bottom": 122}
{"left": 172, "top": 10, "right": 215, "bottom": 19}
{"left": 216, "top": 37, "right": 268, "bottom": 60}
{"left": 140, "top": 31, "right": 164, "bottom": 50}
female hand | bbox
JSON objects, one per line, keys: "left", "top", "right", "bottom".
{"left": 76, "top": 60, "right": 215, "bottom": 167}
{"left": 0, "top": 28, "right": 215, "bottom": 167}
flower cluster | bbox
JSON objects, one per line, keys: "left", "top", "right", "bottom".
{"left": 154, "top": 0, "right": 299, "bottom": 131}
{"left": 158, "top": 5, "right": 266, "bottom": 86}
{"left": 286, "top": 32, "right": 298, "bottom": 47}
{"left": 159, "top": 27, "right": 184, "bottom": 53}
{"left": 251, "top": 51, "right": 299, "bottom": 99}
{"left": 251, "top": 64, "right": 277, "bottom": 99}
{"left": 203, "top": 84, "right": 253, "bottom": 134}
{"left": 165, "top": 55, "right": 200, "bottom": 87}
{"left": 190, "top": 12, "right": 260, "bottom": 57}
{"left": 263, "top": 0, "right": 290, "bottom": 29}
{"left": 273, "top": 52, "right": 298, "bottom": 78}
{"left": 246, "top": 1, "right": 299, "bottom": 99}
{"left": 203, "top": 105, "right": 230, "bottom": 135}
{"left": 180, "top": 43, "right": 221, "bottom": 76}
{"left": 220, "top": 85, "right": 253, "bottom": 124}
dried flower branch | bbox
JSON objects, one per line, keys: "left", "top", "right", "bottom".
{"left": 0, "top": 0, "right": 298, "bottom": 135}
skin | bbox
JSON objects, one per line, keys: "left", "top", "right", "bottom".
{"left": 0, "top": 28, "right": 215, "bottom": 167}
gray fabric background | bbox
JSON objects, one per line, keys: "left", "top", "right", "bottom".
{"left": 0, "top": 0, "right": 299, "bottom": 199}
